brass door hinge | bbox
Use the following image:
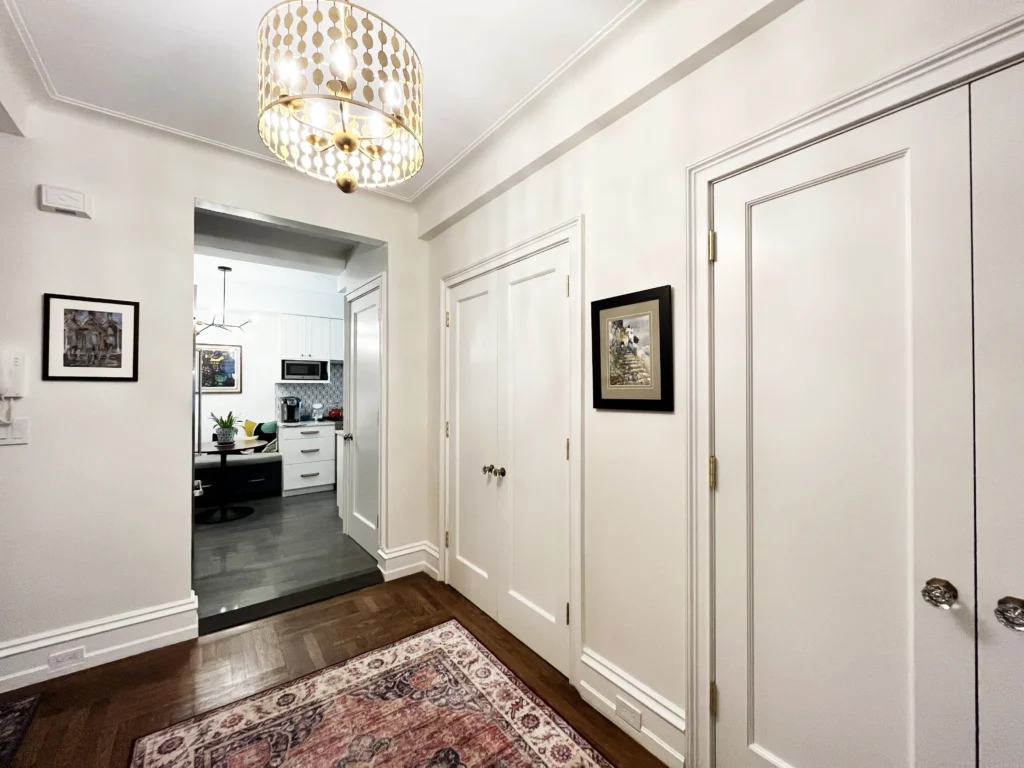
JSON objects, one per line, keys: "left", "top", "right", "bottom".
{"left": 445, "top": 311, "right": 450, "bottom": 328}
{"left": 445, "top": 531, "right": 450, "bottom": 548}
{"left": 566, "top": 602, "right": 570, "bottom": 625}
{"left": 709, "top": 455, "right": 718, "bottom": 490}
{"left": 710, "top": 681, "right": 719, "bottom": 718}
{"left": 709, "top": 230, "right": 718, "bottom": 263}
{"left": 445, "top": 421, "right": 450, "bottom": 438}
{"left": 566, "top": 438, "right": 570, "bottom": 460}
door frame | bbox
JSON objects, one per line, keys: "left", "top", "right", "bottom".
{"left": 684, "top": 18, "right": 1024, "bottom": 768}
{"left": 438, "top": 216, "right": 584, "bottom": 683}
{"left": 343, "top": 272, "right": 388, "bottom": 562}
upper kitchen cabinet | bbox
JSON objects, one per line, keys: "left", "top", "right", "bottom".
{"left": 330, "top": 318, "right": 345, "bottom": 362}
{"left": 280, "top": 314, "right": 333, "bottom": 360}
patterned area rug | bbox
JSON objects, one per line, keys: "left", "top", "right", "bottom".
{"left": 132, "top": 620, "right": 611, "bottom": 767}
{"left": 0, "top": 695, "right": 39, "bottom": 768}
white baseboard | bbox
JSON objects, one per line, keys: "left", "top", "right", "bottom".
{"left": 378, "top": 541, "right": 440, "bottom": 582}
{"left": 578, "top": 647, "right": 687, "bottom": 767}
{"left": 0, "top": 593, "right": 199, "bottom": 694}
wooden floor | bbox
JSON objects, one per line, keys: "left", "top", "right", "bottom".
{"left": 7, "top": 574, "right": 664, "bottom": 767}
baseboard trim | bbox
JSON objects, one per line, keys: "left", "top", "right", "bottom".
{"left": 377, "top": 541, "right": 440, "bottom": 582}
{"left": 0, "top": 593, "right": 199, "bottom": 693}
{"left": 578, "top": 647, "right": 686, "bottom": 767}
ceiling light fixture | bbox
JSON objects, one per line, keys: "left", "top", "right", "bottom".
{"left": 195, "top": 267, "right": 251, "bottom": 336}
{"left": 257, "top": 1, "right": 424, "bottom": 194}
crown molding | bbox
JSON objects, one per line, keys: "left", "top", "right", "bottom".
{"left": 406, "top": 0, "right": 649, "bottom": 202}
{"left": 2, "top": 0, "right": 646, "bottom": 206}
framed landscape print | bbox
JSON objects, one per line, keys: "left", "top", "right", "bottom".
{"left": 197, "top": 344, "right": 242, "bottom": 394}
{"left": 591, "top": 285, "right": 674, "bottom": 412}
{"left": 43, "top": 293, "right": 140, "bottom": 381}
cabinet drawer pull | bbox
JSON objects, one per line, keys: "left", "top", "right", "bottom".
{"left": 301, "top": 448, "right": 320, "bottom": 454}
{"left": 301, "top": 430, "right": 319, "bottom": 435}
{"left": 301, "top": 472, "right": 321, "bottom": 478}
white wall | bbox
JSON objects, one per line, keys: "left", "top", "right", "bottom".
{"left": 422, "top": 0, "right": 1024, "bottom": 762}
{"left": 0, "top": 6, "right": 429, "bottom": 682}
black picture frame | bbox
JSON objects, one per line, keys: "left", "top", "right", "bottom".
{"left": 42, "top": 293, "right": 140, "bottom": 382}
{"left": 591, "top": 285, "right": 674, "bottom": 412}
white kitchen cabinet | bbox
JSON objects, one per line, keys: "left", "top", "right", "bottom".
{"left": 280, "top": 314, "right": 307, "bottom": 359}
{"left": 330, "top": 318, "right": 345, "bottom": 361}
{"left": 307, "top": 316, "right": 331, "bottom": 361}
{"left": 280, "top": 423, "right": 336, "bottom": 495}
{"left": 280, "top": 314, "right": 333, "bottom": 360}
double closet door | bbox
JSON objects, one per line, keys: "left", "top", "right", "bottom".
{"left": 446, "top": 243, "right": 571, "bottom": 676}
{"left": 711, "top": 61, "right": 1024, "bottom": 768}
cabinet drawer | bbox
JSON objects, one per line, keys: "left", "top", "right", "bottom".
{"left": 283, "top": 460, "right": 335, "bottom": 490}
{"left": 280, "top": 424, "right": 335, "bottom": 441}
{"left": 281, "top": 435, "right": 335, "bottom": 465}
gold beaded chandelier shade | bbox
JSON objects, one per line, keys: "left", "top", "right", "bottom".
{"left": 257, "top": 0, "right": 424, "bottom": 193}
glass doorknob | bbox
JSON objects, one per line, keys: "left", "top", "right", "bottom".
{"left": 995, "top": 597, "right": 1024, "bottom": 631}
{"left": 496, "top": 467, "right": 506, "bottom": 477}
{"left": 482, "top": 464, "right": 494, "bottom": 475}
{"left": 921, "top": 578, "right": 958, "bottom": 609}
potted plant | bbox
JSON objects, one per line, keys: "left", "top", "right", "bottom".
{"left": 210, "top": 411, "right": 238, "bottom": 445}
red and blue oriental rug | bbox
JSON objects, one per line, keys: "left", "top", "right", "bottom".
{"left": 131, "top": 620, "right": 612, "bottom": 767}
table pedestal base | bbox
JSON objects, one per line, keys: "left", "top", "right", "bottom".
{"left": 195, "top": 505, "right": 255, "bottom": 524}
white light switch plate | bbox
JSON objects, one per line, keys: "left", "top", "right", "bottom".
{"left": 0, "top": 417, "right": 29, "bottom": 445}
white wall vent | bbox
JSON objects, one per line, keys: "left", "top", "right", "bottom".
{"left": 38, "top": 185, "right": 92, "bottom": 219}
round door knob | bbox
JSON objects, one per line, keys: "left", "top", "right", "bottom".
{"left": 482, "top": 464, "right": 494, "bottom": 475}
{"left": 343, "top": 433, "right": 354, "bottom": 441}
{"left": 995, "top": 597, "right": 1024, "bottom": 632}
{"left": 921, "top": 578, "right": 958, "bottom": 609}
{"left": 496, "top": 467, "right": 506, "bottom": 478}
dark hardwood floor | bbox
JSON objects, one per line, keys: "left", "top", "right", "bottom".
{"left": 193, "top": 490, "right": 381, "bottom": 631}
{"left": 7, "top": 574, "right": 664, "bottom": 767}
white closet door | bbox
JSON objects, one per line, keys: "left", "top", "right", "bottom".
{"left": 345, "top": 288, "right": 381, "bottom": 557}
{"left": 712, "top": 89, "right": 975, "bottom": 768}
{"left": 973, "top": 61, "right": 1024, "bottom": 768}
{"left": 496, "top": 243, "right": 571, "bottom": 675}
{"left": 448, "top": 272, "right": 500, "bottom": 617}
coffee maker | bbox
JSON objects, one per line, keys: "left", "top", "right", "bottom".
{"left": 280, "top": 396, "right": 302, "bottom": 423}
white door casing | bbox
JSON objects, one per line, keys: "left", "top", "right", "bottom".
{"left": 972, "top": 60, "right": 1024, "bottom": 768}
{"left": 496, "top": 243, "right": 572, "bottom": 676}
{"left": 344, "top": 278, "right": 384, "bottom": 559}
{"left": 712, "top": 89, "right": 975, "bottom": 768}
{"left": 447, "top": 271, "right": 500, "bottom": 617}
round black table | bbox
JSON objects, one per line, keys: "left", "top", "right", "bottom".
{"left": 195, "top": 439, "right": 267, "bottom": 524}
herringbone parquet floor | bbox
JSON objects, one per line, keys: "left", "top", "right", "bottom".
{"left": 6, "top": 574, "right": 664, "bottom": 767}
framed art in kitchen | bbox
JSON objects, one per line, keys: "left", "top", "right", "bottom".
{"left": 43, "top": 293, "right": 140, "bottom": 381}
{"left": 591, "top": 285, "right": 674, "bottom": 412}
{"left": 197, "top": 344, "right": 243, "bottom": 394}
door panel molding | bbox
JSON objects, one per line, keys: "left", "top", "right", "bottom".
{"left": 439, "top": 216, "right": 584, "bottom": 684}
{"left": 686, "top": 18, "right": 1024, "bottom": 768}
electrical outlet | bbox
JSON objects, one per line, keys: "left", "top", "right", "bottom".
{"left": 615, "top": 696, "right": 643, "bottom": 731}
{"left": 48, "top": 646, "right": 85, "bottom": 669}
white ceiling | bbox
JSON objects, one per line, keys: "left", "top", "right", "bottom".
{"left": 7, "top": 0, "right": 639, "bottom": 201}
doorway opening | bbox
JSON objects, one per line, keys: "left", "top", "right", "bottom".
{"left": 191, "top": 201, "right": 387, "bottom": 634}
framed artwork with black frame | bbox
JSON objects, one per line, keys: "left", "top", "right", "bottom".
{"left": 43, "top": 293, "right": 140, "bottom": 381}
{"left": 591, "top": 285, "right": 674, "bottom": 412}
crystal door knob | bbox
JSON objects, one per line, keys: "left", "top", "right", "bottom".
{"left": 995, "top": 597, "right": 1024, "bottom": 631}
{"left": 921, "top": 578, "right": 958, "bottom": 609}
{"left": 496, "top": 467, "right": 506, "bottom": 478}
{"left": 343, "top": 433, "right": 354, "bottom": 441}
{"left": 482, "top": 464, "right": 494, "bottom": 475}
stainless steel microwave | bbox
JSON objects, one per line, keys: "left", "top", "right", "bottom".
{"left": 281, "top": 359, "right": 328, "bottom": 381}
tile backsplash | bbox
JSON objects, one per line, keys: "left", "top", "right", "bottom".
{"left": 275, "top": 362, "right": 343, "bottom": 418}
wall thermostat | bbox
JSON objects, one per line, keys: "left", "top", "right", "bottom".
{"left": 38, "top": 185, "right": 92, "bottom": 219}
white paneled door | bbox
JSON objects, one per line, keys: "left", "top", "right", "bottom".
{"left": 712, "top": 89, "right": 975, "bottom": 768}
{"left": 344, "top": 284, "right": 381, "bottom": 558}
{"left": 972, "top": 61, "right": 1024, "bottom": 768}
{"left": 448, "top": 271, "right": 500, "bottom": 617}
{"left": 447, "top": 243, "right": 572, "bottom": 675}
